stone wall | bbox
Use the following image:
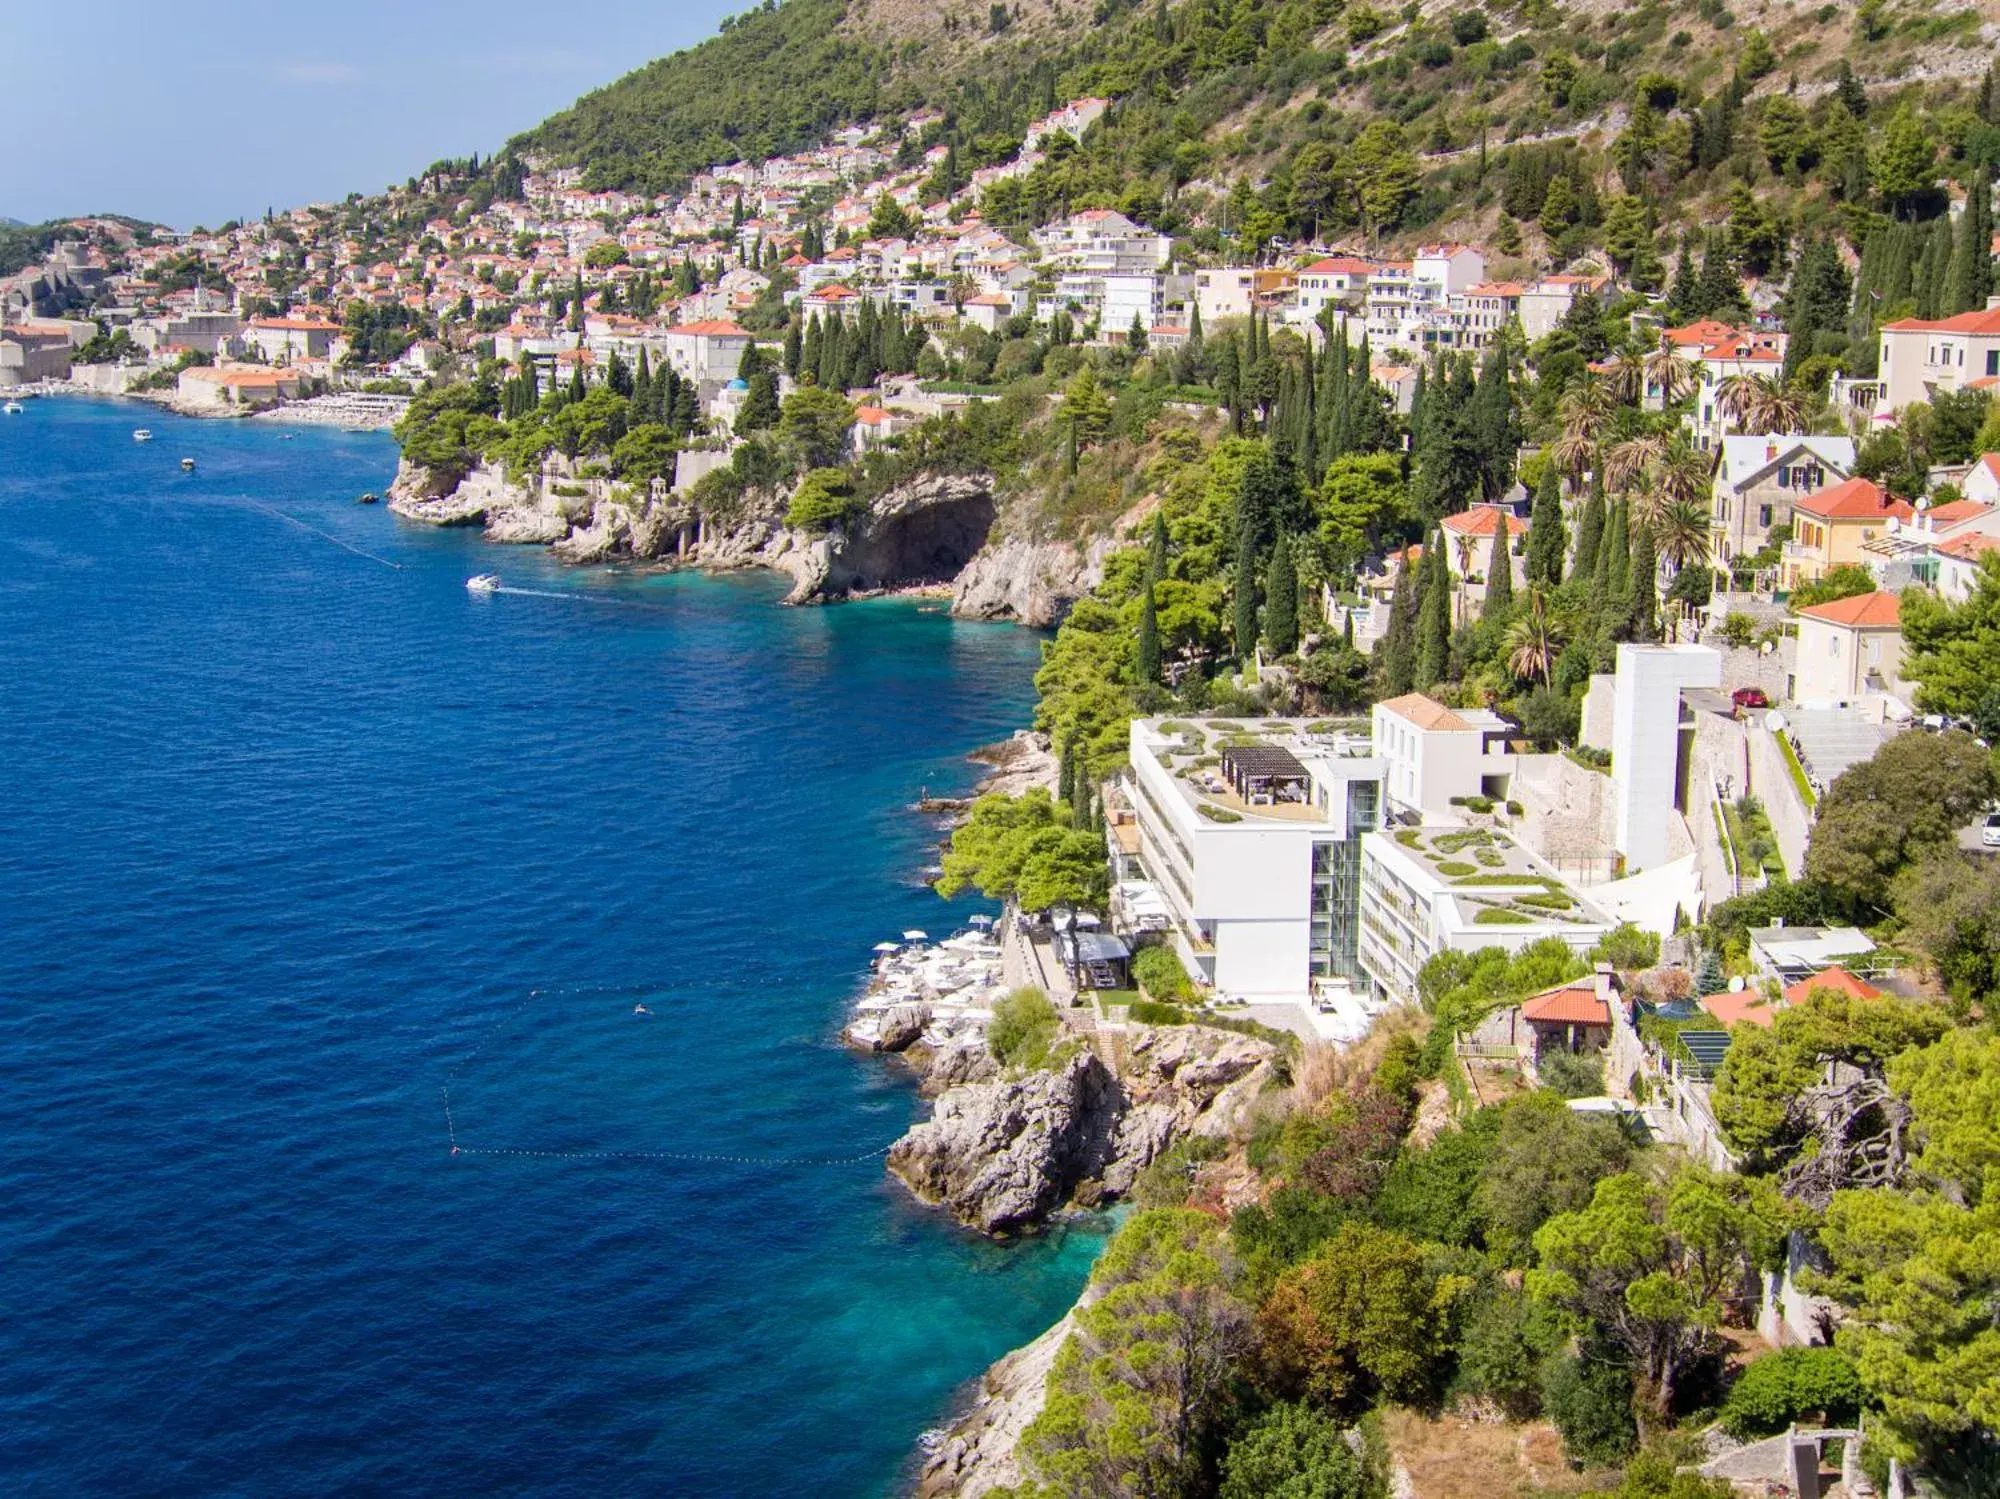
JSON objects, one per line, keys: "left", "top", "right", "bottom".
{"left": 1746, "top": 722, "right": 1813, "bottom": 878}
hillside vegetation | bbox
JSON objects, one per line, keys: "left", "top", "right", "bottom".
{"left": 514, "top": 0, "right": 2000, "bottom": 255}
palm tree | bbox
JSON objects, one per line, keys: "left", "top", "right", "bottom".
{"left": 1603, "top": 352, "right": 1647, "bottom": 407}
{"left": 1715, "top": 373, "right": 1812, "bottom": 435}
{"left": 1605, "top": 433, "right": 1667, "bottom": 494}
{"left": 1642, "top": 341, "right": 1698, "bottom": 407}
{"left": 1553, "top": 380, "right": 1615, "bottom": 493}
{"left": 1452, "top": 529, "right": 1479, "bottom": 625}
{"left": 1655, "top": 434, "right": 1712, "bottom": 509}
{"left": 1653, "top": 499, "right": 1712, "bottom": 572}
{"left": 1505, "top": 587, "right": 1565, "bottom": 686}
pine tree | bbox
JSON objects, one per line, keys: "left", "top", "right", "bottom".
{"left": 1265, "top": 534, "right": 1299, "bottom": 655}
{"left": 1233, "top": 522, "right": 1260, "bottom": 663}
{"left": 1573, "top": 490, "right": 1606, "bottom": 583}
{"left": 1415, "top": 533, "right": 1452, "bottom": 690}
{"left": 1483, "top": 517, "right": 1515, "bottom": 619}
{"left": 735, "top": 369, "right": 781, "bottom": 434}
{"left": 1666, "top": 230, "right": 1700, "bottom": 321}
{"left": 1137, "top": 581, "right": 1162, "bottom": 684}
{"left": 1526, "top": 467, "right": 1567, "bottom": 586}
{"left": 1146, "top": 511, "right": 1168, "bottom": 584}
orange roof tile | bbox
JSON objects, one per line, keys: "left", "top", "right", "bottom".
{"left": 671, "top": 319, "right": 748, "bottom": 336}
{"left": 1441, "top": 505, "right": 1529, "bottom": 537}
{"left": 1782, "top": 966, "right": 1882, "bottom": 1006}
{"left": 1940, "top": 531, "right": 2000, "bottom": 561}
{"left": 1522, "top": 983, "right": 1610, "bottom": 1026}
{"left": 1797, "top": 591, "right": 1901, "bottom": 629}
{"left": 1793, "top": 477, "right": 1913, "bottom": 523}
{"left": 1882, "top": 308, "right": 2000, "bottom": 335}
{"left": 1701, "top": 991, "right": 1778, "bottom": 1029}
{"left": 1376, "top": 693, "right": 1473, "bottom": 732}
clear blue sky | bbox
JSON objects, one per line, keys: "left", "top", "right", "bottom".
{"left": 4, "top": 0, "right": 740, "bottom": 230}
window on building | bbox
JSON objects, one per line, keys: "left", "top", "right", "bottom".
{"left": 1989, "top": 351, "right": 1999, "bottom": 377}
{"left": 1759, "top": 503, "right": 1773, "bottom": 527}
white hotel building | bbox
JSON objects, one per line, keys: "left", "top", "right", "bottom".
{"left": 1122, "top": 720, "right": 1385, "bottom": 1002}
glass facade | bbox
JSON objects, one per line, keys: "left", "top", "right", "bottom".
{"left": 1309, "top": 780, "right": 1380, "bottom": 982}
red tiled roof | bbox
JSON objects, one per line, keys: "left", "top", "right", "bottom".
{"left": 1940, "top": 531, "right": 2000, "bottom": 561}
{"left": 1441, "top": 504, "right": 1528, "bottom": 537}
{"left": 1882, "top": 308, "right": 2000, "bottom": 335}
{"left": 1522, "top": 983, "right": 1610, "bottom": 1026}
{"left": 1923, "top": 498, "right": 1991, "bottom": 526}
{"left": 671, "top": 319, "right": 747, "bottom": 336}
{"left": 1797, "top": 591, "right": 1901, "bottom": 629}
{"left": 1793, "top": 476, "right": 1913, "bottom": 523}
{"left": 1782, "top": 966, "right": 1882, "bottom": 1006}
{"left": 1303, "top": 256, "right": 1376, "bottom": 274}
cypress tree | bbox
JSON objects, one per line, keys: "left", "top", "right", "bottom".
{"left": 1265, "top": 534, "right": 1299, "bottom": 655}
{"left": 1137, "top": 581, "right": 1162, "bottom": 684}
{"left": 1916, "top": 220, "right": 1953, "bottom": 319}
{"left": 1483, "top": 516, "right": 1514, "bottom": 619}
{"left": 1628, "top": 520, "right": 1658, "bottom": 641}
{"left": 1378, "top": 551, "right": 1419, "bottom": 696}
{"left": 1415, "top": 533, "right": 1452, "bottom": 690}
{"left": 1602, "top": 501, "right": 1632, "bottom": 636}
{"left": 784, "top": 319, "right": 803, "bottom": 380}
{"left": 1573, "top": 491, "right": 1607, "bottom": 584}
{"left": 1057, "top": 735, "right": 1077, "bottom": 806}
{"left": 1469, "top": 345, "right": 1519, "bottom": 501}
{"left": 1233, "top": 522, "right": 1260, "bottom": 663}
{"left": 1526, "top": 467, "right": 1567, "bottom": 586}
{"left": 1146, "top": 511, "right": 1168, "bottom": 584}
{"left": 1947, "top": 166, "right": 1994, "bottom": 314}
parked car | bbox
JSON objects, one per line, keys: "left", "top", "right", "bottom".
{"left": 1731, "top": 686, "right": 1771, "bottom": 713}
{"left": 1982, "top": 812, "right": 2000, "bottom": 848}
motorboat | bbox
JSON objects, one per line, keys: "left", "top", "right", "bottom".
{"left": 180, "top": 457, "right": 196, "bottom": 471}
{"left": 465, "top": 574, "right": 501, "bottom": 594}
{"left": 2, "top": 401, "right": 23, "bottom": 415}
{"left": 133, "top": 428, "right": 154, "bottom": 442}
{"left": 356, "top": 492, "right": 379, "bottom": 504}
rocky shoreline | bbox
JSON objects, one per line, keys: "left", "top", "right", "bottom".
{"left": 387, "top": 455, "right": 1111, "bottom": 627}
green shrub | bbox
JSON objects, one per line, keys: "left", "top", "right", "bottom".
{"left": 1128, "top": 999, "right": 1192, "bottom": 1026}
{"left": 1515, "top": 891, "right": 1574, "bottom": 910}
{"left": 785, "top": 467, "right": 866, "bottom": 531}
{"left": 1465, "top": 795, "right": 1495, "bottom": 813}
{"left": 1720, "top": 1348, "right": 1864, "bottom": 1439}
{"left": 1220, "top": 1400, "right": 1374, "bottom": 1499}
{"left": 1474, "top": 907, "right": 1533, "bottom": 924}
{"left": 1437, "top": 861, "right": 1478, "bottom": 876}
{"left": 1589, "top": 922, "right": 1661, "bottom": 970}
{"left": 1506, "top": 800, "right": 1525, "bottom": 816}
{"left": 1538, "top": 1048, "right": 1606, "bottom": 1098}
{"left": 1198, "top": 804, "right": 1243, "bottom": 823}
{"left": 1132, "top": 945, "right": 1195, "bottom": 1004}
{"left": 1543, "top": 1352, "right": 1637, "bottom": 1465}
{"left": 1395, "top": 829, "right": 1423, "bottom": 847}
{"left": 987, "top": 987, "right": 1063, "bottom": 1070}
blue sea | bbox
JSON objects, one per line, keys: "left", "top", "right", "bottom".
{"left": 0, "top": 397, "right": 1100, "bottom": 1497}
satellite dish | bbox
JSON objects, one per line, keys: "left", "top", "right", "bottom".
{"left": 1765, "top": 709, "right": 1788, "bottom": 733}
{"left": 1728, "top": 976, "right": 1746, "bottom": 992}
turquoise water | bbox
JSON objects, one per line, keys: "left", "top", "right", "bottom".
{"left": 0, "top": 397, "right": 1100, "bottom": 1496}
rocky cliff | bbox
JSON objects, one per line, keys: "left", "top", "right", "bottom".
{"left": 386, "top": 456, "right": 1109, "bottom": 625}
{"left": 884, "top": 1023, "right": 1277, "bottom": 1236}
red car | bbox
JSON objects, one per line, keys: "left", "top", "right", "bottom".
{"left": 1732, "top": 687, "right": 1771, "bottom": 713}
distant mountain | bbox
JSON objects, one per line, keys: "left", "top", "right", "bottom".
{"left": 0, "top": 217, "right": 23, "bottom": 229}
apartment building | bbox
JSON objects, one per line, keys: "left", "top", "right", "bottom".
{"left": 1123, "top": 719, "right": 1385, "bottom": 1001}
{"left": 1709, "top": 434, "right": 1856, "bottom": 565}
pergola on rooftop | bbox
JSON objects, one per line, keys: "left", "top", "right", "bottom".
{"left": 1220, "top": 744, "right": 1311, "bottom": 806}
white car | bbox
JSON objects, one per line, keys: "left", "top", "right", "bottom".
{"left": 1982, "top": 812, "right": 2000, "bottom": 848}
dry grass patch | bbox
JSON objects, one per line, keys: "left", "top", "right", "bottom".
{"left": 1382, "top": 1408, "right": 1609, "bottom": 1499}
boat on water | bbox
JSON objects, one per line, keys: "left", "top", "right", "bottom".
{"left": 2, "top": 401, "right": 23, "bottom": 415}
{"left": 132, "top": 429, "right": 154, "bottom": 442}
{"left": 356, "top": 492, "right": 379, "bottom": 505}
{"left": 180, "top": 457, "right": 196, "bottom": 471}
{"left": 465, "top": 574, "right": 501, "bottom": 594}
